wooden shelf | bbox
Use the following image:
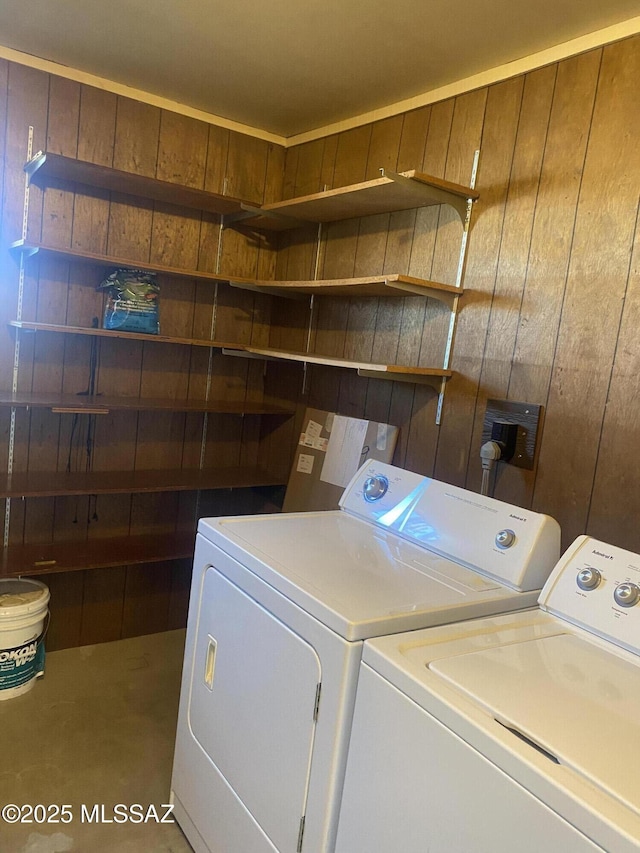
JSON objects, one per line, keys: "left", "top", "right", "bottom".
{"left": 239, "top": 169, "right": 479, "bottom": 231}
{"left": 0, "top": 390, "right": 294, "bottom": 416}
{"left": 1, "top": 531, "right": 197, "bottom": 577}
{"left": 9, "top": 320, "right": 246, "bottom": 350}
{"left": 11, "top": 240, "right": 252, "bottom": 286}
{"left": 227, "top": 346, "right": 452, "bottom": 387}
{"left": 229, "top": 274, "right": 461, "bottom": 307}
{"left": 25, "top": 151, "right": 247, "bottom": 217}
{"left": 0, "top": 466, "right": 285, "bottom": 498}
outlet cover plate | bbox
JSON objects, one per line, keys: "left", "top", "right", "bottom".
{"left": 481, "top": 399, "right": 542, "bottom": 470}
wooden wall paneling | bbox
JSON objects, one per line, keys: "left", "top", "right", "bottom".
{"left": 121, "top": 562, "right": 172, "bottom": 639}
{"left": 240, "top": 360, "right": 266, "bottom": 469}
{"left": 67, "top": 89, "right": 115, "bottom": 413}
{"left": 359, "top": 204, "right": 411, "bottom": 428}
{"left": 167, "top": 558, "right": 192, "bottom": 630}
{"left": 335, "top": 372, "right": 367, "bottom": 419}
{"left": 431, "top": 89, "right": 489, "bottom": 289}
{"left": 347, "top": 212, "right": 389, "bottom": 359}
{"left": 259, "top": 362, "right": 303, "bottom": 483}
{"left": 107, "top": 97, "right": 159, "bottom": 262}
{"left": 331, "top": 125, "right": 372, "bottom": 188}
{"left": 365, "top": 116, "right": 404, "bottom": 179}
{"left": 130, "top": 492, "right": 180, "bottom": 537}
{"left": 78, "top": 566, "right": 126, "bottom": 646}
{"left": 77, "top": 85, "right": 117, "bottom": 168}
{"left": 397, "top": 107, "right": 431, "bottom": 173}
{"left": 347, "top": 116, "right": 404, "bottom": 377}
{"left": 43, "top": 570, "right": 84, "bottom": 652}
{"left": 320, "top": 135, "right": 340, "bottom": 192}
{"left": 408, "top": 101, "right": 455, "bottom": 373}
{"left": 41, "top": 77, "right": 79, "bottom": 246}
{"left": 62, "top": 262, "right": 105, "bottom": 392}
{"left": 187, "top": 280, "right": 216, "bottom": 398}
{"left": 282, "top": 144, "right": 299, "bottom": 200}
{"left": 243, "top": 219, "right": 278, "bottom": 467}
{"left": 331, "top": 130, "right": 387, "bottom": 425}
{"left": 292, "top": 140, "right": 325, "bottom": 197}
{"left": 434, "top": 83, "right": 519, "bottom": 487}
{"left": 386, "top": 104, "right": 438, "bottom": 471}
{"left": 404, "top": 95, "right": 486, "bottom": 475}
{"left": 7, "top": 65, "right": 48, "bottom": 246}
{"left": 314, "top": 219, "right": 359, "bottom": 360}
{"left": 112, "top": 98, "right": 161, "bottom": 178}
{"left": 204, "top": 124, "right": 230, "bottom": 195}
{"left": 3, "top": 64, "right": 49, "bottom": 418}
{"left": 588, "top": 214, "right": 640, "bottom": 550}
{"left": 336, "top": 196, "right": 376, "bottom": 418}
{"left": 157, "top": 110, "right": 209, "bottom": 188}
{"left": 532, "top": 39, "right": 640, "bottom": 546}
{"left": 465, "top": 65, "right": 557, "bottom": 499}
{"left": 24, "top": 79, "right": 81, "bottom": 550}
{"left": 507, "top": 51, "right": 602, "bottom": 433}
{"left": 307, "top": 365, "right": 340, "bottom": 413}
{"left": 226, "top": 131, "right": 269, "bottom": 205}
{"left": 264, "top": 142, "right": 286, "bottom": 205}
{"left": 96, "top": 98, "right": 161, "bottom": 545}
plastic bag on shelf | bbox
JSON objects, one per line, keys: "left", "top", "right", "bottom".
{"left": 99, "top": 268, "right": 159, "bottom": 335}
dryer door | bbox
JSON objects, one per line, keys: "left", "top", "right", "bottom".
{"left": 189, "top": 566, "right": 321, "bottom": 852}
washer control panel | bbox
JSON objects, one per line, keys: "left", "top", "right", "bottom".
{"left": 339, "top": 461, "right": 560, "bottom": 591}
{"left": 540, "top": 535, "right": 640, "bottom": 654}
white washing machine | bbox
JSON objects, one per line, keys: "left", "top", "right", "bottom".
{"left": 335, "top": 534, "right": 640, "bottom": 853}
{"left": 170, "top": 461, "right": 560, "bottom": 853}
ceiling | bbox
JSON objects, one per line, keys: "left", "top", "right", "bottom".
{"left": 1, "top": 0, "right": 639, "bottom": 138}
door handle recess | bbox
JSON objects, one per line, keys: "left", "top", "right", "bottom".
{"left": 204, "top": 636, "right": 217, "bottom": 690}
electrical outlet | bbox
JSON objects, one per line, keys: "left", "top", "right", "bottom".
{"left": 481, "top": 400, "right": 542, "bottom": 470}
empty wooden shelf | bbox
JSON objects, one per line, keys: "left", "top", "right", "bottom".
{"left": 1, "top": 531, "right": 197, "bottom": 578}
{"left": 229, "top": 274, "right": 462, "bottom": 307}
{"left": 0, "top": 466, "right": 286, "bottom": 498}
{"left": 11, "top": 240, "right": 251, "bottom": 286}
{"left": 25, "top": 151, "right": 248, "bottom": 217}
{"left": 239, "top": 169, "right": 479, "bottom": 230}
{"left": 9, "top": 320, "right": 246, "bottom": 350}
{"left": 228, "top": 345, "right": 453, "bottom": 386}
{"left": 0, "top": 390, "right": 294, "bottom": 416}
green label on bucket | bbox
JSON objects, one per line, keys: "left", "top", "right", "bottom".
{"left": 0, "top": 635, "right": 45, "bottom": 691}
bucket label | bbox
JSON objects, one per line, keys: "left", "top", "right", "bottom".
{"left": 0, "top": 634, "right": 45, "bottom": 691}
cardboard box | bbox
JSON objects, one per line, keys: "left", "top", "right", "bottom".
{"left": 282, "top": 408, "right": 399, "bottom": 512}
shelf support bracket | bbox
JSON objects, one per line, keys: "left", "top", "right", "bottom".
{"left": 381, "top": 169, "right": 472, "bottom": 223}
{"left": 435, "top": 147, "right": 480, "bottom": 425}
{"left": 225, "top": 203, "right": 305, "bottom": 231}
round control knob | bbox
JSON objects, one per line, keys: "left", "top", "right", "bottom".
{"left": 363, "top": 475, "right": 389, "bottom": 502}
{"left": 576, "top": 567, "right": 602, "bottom": 591}
{"left": 614, "top": 582, "right": 640, "bottom": 608}
{"left": 495, "top": 529, "right": 516, "bottom": 549}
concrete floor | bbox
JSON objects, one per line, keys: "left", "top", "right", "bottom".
{"left": 0, "top": 630, "right": 193, "bottom": 853}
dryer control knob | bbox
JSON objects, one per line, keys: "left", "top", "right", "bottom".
{"left": 495, "top": 529, "right": 516, "bottom": 549}
{"left": 577, "top": 567, "right": 602, "bottom": 591}
{"left": 614, "top": 582, "right": 640, "bottom": 608}
{"left": 363, "top": 475, "right": 389, "bottom": 502}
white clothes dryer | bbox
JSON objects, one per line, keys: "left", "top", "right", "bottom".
{"left": 170, "top": 461, "right": 560, "bottom": 853}
{"left": 335, "top": 535, "right": 640, "bottom": 853}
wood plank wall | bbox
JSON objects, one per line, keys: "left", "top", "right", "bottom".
{"left": 0, "top": 62, "right": 286, "bottom": 649}
{"left": 275, "top": 33, "right": 640, "bottom": 554}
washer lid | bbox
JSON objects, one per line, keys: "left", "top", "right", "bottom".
{"left": 430, "top": 632, "right": 640, "bottom": 814}
{"left": 199, "top": 513, "right": 529, "bottom": 641}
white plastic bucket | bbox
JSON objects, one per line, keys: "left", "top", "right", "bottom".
{"left": 0, "top": 578, "right": 50, "bottom": 700}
